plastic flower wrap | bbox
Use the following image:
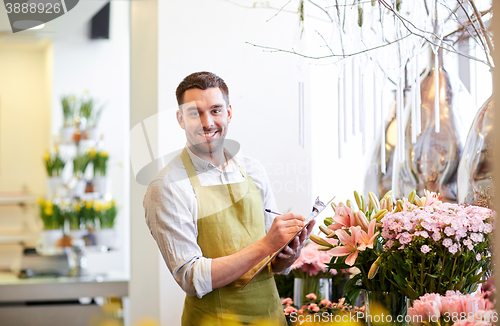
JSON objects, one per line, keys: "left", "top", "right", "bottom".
{"left": 379, "top": 191, "right": 494, "bottom": 299}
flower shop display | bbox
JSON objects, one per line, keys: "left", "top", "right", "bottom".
{"left": 379, "top": 191, "right": 493, "bottom": 300}
{"left": 37, "top": 198, "right": 64, "bottom": 252}
{"left": 310, "top": 189, "right": 494, "bottom": 326}
{"left": 282, "top": 293, "right": 365, "bottom": 326}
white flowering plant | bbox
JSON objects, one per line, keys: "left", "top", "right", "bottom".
{"left": 379, "top": 191, "right": 494, "bottom": 300}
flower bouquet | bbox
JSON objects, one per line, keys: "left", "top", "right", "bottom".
{"left": 379, "top": 190, "right": 494, "bottom": 300}
{"left": 310, "top": 191, "right": 398, "bottom": 304}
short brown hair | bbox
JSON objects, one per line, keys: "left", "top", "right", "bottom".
{"left": 176, "top": 71, "right": 230, "bottom": 106}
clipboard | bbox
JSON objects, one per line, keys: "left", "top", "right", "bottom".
{"left": 241, "top": 196, "right": 335, "bottom": 289}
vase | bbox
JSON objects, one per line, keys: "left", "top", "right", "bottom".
{"left": 365, "top": 291, "right": 407, "bottom": 326}
{"left": 46, "top": 176, "right": 63, "bottom": 198}
{"left": 293, "top": 277, "right": 330, "bottom": 308}
{"left": 372, "top": 50, "right": 470, "bottom": 201}
{"left": 330, "top": 278, "right": 348, "bottom": 303}
{"left": 457, "top": 96, "right": 494, "bottom": 205}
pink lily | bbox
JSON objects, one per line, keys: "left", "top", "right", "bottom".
{"left": 329, "top": 226, "right": 364, "bottom": 266}
{"left": 359, "top": 218, "right": 380, "bottom": 249}
{"left": 328, "top": 203, "right": 356, "bottom": 231}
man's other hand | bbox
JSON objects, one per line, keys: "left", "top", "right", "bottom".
{"left": 272, "top": 220, "right": 315, "bottom": 272}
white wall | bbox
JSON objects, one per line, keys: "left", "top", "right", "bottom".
{"left": 51, "top": 1, "right": 130, "bottom": 276}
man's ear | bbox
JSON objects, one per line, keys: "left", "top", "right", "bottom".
{"left": 227, "top": 105, "right": 233, "bottom": 123}
{"left": 176, "top": 110, "right": 185, "bottom": 129}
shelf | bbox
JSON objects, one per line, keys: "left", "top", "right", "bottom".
{"left": 0, "top": 233, "right": 39, "bottom": 245}
{"left": 0, "top": 195, "right": 37, "bottom": 206}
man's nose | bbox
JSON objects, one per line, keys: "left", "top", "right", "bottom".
{"left": 200, "top": 113, "right": 214, "bottom": 129}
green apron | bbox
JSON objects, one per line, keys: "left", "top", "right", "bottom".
{"left": 180, "top": 149, "right": 286, "bottom": 326}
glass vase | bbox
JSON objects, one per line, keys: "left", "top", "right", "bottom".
{"left": 365, "top": 291, "right": 407, "bottom": 326}
{"left": 293, "top": 277, "right": 330, "bottom": 308}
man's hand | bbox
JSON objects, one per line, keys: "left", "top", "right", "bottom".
{"left": 263, "top": 213, "right": 306, "bottom": 252}
{"left": 271, "top": 219, "right": 316, "bottom": 273}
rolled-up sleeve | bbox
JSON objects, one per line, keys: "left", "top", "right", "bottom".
{"left": 144, "top": 177, "right": 212, "bottom": 298}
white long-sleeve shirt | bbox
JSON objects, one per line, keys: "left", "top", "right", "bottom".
{"left": 144, "top": 146, "right": 285, "bottom": 298}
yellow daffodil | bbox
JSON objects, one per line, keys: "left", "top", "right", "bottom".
{"left": 37, "top": 197, "right": 44, "bottom": 206}
{"left": 103, "top": 202, "right": 111, "bottom": 211}
{"left": 111, "top": 200, "right": 116, "bottom": 207}
{"left": 45, "top": 200, "right": 53, "bottom": 208}
{"left": 76, "top": 203, "right": 82, "bottom": 212}
{"left": 44, "top": 207, "right": 53, "bottom": 216}
{"left": 54, "top": 145, "right": 59, "bottom": 154}
{"left": 88, "top": 147, "right": 96, "bottom": 159}
{"left": 43, "top": 150, "right": 50, "bottom": 161}
{"left": 95, "top": 202, "right": 102, "bottom": 212}
{"left": 99, "top": 151, "right": 109, "bottom": 158}
{"left": 85, "top": 200, "right": 93, "bottom": 209}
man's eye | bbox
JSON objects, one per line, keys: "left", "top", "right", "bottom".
{"left": 212, "top": 109, "right": 221, "bottom": 114}
{"left": 190, "top": 112, "right": 199, "bottom": 116}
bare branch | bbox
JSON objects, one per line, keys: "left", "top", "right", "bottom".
{"left": 468, "top": 0, "right": 494, "bottom": 62}
{"left": 266, "top": 0, "right": 293, "bottom": 22}
{"left": 307, "top": 0, "right": 334, "bottom": 22}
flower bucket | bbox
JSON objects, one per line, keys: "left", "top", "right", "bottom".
{"left": 365, "top": 291, "right": 407, "bottom": 326}
{"left": 46, "top": 176, "right": 62, "bottom": 198}
{"left": 93, "top": 176, "right": 109, "bottom": 197}
{"left": 73, "top": 179, "right": 87, "bottom": 197}
{"left": 94, "top": 228, "right": 116, "bottom": 249}
{"left": 38, "top": 229, "right": 63, "bottom": 254}
{"left": 293, "top": 277, "right": 330, "bottom": 308}
{"left": 87, "top": 127, "right": 99, "bottom": 142}
{"left": 61, "top": 126, "right": 75, "bottom": 143}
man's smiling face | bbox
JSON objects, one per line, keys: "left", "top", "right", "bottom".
{"left": 176, "top": 87, "right": 232, "bottom": 160}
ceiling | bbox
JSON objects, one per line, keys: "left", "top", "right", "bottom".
{"left": 0, "top": 1, "right": 109, "bottom": 41}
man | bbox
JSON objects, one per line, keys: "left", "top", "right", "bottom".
{"left": 144, "top": 71, "right": 314, "bottom": 325}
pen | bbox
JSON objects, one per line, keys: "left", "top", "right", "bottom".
{"left": 264, "top": 208, "right": 281, "bottom": 215}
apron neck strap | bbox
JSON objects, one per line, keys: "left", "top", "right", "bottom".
{"left": 181, "top": 148, "right": 202, "bottom": 188}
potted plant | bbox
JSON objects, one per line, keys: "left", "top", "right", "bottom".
{"left": 61, "top": 95, "right": 76, "bottom": 143}
{"left": 43, "top": 147, "right": 66, "bottom": 198}
{"left": 72, "top": 153, "right": 90, "bottom": 197}
{"left": 79, "top": 92, "right": 104, "bottom": 141}
{"left": 91, "top": 149, "right": 109, "bottom": 196}
{"left": 94, "top": 200, "right": 118, "bottom": 248}
{"left": 37, "top": 198, "right": 64, "bottom": 253}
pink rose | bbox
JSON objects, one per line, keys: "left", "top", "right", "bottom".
{"left": 320, "top": 299, "right": 332, "bottom": 306}
{"left": 284, "top": 305, "right": 298, "bottom": 315}
{"left": 308, "top": 303, "right": 320, "bottom": 312}
{"left": 282, "top": 298, "right": 293, "bottom": 305}
{"left": 305, "top": 293, "right": 317, "bottom": 300}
